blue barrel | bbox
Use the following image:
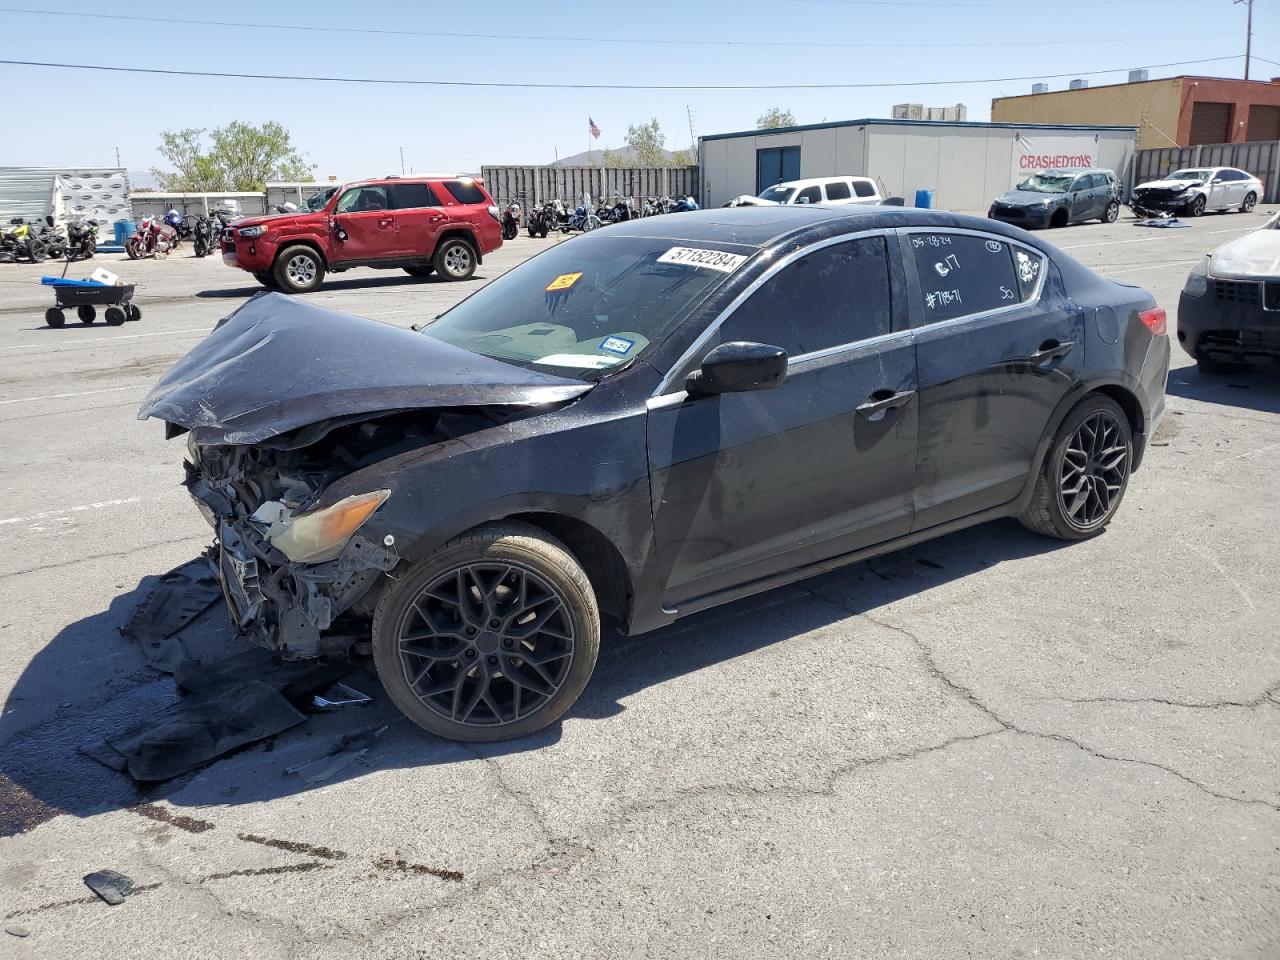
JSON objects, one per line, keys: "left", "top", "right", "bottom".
{"left": 114, "top": 220, "right": 135, "bottom": 244}
{"left": 914, "top": 189, "right": 934, "bottom": 209}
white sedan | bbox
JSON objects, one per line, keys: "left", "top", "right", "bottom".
{"left": 1130, "top": 166, "right": 1262, "bottom": 218}
{"left": 725, "top": 176, "right": 883, "bottom": 208}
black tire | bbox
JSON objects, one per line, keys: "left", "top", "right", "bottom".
{"left": 127, "top": 304, "right": 142, "bottom": 322}
{"left": 528, "top": 226, "right": 538, "bottom": 238}
{"left": 29, "top": 243, "right": 46, "bottom": 263}
{"left": 502, "top": 222, "right": 517, "bottom": 241}
{"left": 1190, "top": 195, "right": 1207, "bottom": 217}
{"left": 432, "top": 236, "right": 477, "bottom": 281}
{"left": 403, "top": 265, "right": 435, "bottom": 278}
{"left": 372, "top": 521, "right": 600, "bottom": 742}
{"left": 77, "top": 305, "right": 96, "bottom": 323}
{"left": 44, "top": 308, "right": 65, "bottom": 328}
{"left": 252, "top": 270, "right": 277, "bottom": 289}
{"left": 104, "top": 306, "right": 126, "bottom": 326}
{"left": 1101, "top": 200, "right": 1119, "bottom": 223}
{"left": 1019, "top": 394, "right": 1132, "bottom": 541}
{"left": 540, "top": 226, "right": 549, "bottom": 238}
{"left": 272, "top": 245, "right": 325, "bottom": 294}
{"left": 1241, "top": 192, "right": 1257, "bottom": 213}
{"left": 1049, "top": 208, "right": 1069, "bottom": 229}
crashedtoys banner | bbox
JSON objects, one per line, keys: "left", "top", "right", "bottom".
{"left": 1013, "top": 132, "right": 1099, "bottom": 177}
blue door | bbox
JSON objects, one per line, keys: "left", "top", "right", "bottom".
{"left": 756, "top": 146, "right": 801, "bottom": 194}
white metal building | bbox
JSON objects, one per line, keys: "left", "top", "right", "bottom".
{"left": 0, "top": 167, "right": 130, "bottom": 228}
{"left": 698, "top": 118, "right": 1138, "bottom": 211}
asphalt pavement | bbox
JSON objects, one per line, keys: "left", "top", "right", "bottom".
{"left": 0, "top": 214, "right": 1277, "bottom": 959}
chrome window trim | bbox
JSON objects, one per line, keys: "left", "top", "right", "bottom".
{"left": 900, "top": 226, "right": 1048, "bottom": 332}
{"left": 651, "top": 228, "right": 896, "bottom": 397}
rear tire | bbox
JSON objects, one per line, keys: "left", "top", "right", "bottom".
{"left": 105, "top": 306, "right": 126, "bottom": 326}
{"left": 77, "top": 305, "right": 96, "bottom": 323}
{"left": 1019, "top": 394, "right": 1132, "bottom": 541}
{"left": 1241, "top": 192, "right": 1257, "bottom": 213}
{"left": 371, "top": 522, "right": 600, "bottom": 742}
{"left": 127, "top": 304, "right": 142, "bottom": 322}
{"left": 1101, "top": 200, "right": 1119, "bottom": 223}
{"left": 432, "top": 237, "right": 477, "bottom": 281}
{"left": 45, "top": 308, "right": 65, "bottom": 328}
{"left": 272, "top": 246, "right": 325, "bottom": 294}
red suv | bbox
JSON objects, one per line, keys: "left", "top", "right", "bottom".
{"left": 222, "top": 176, "right": 503, "bottom": 293}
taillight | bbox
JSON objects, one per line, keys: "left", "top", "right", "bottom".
{"left": 1139, "top": 306, "right": 1166, "bottom": 336}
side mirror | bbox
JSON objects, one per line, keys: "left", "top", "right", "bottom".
{"left": 1212, "top": 177, "right": 1224, "bottom": 184}
{"left": 332, "top": 218, "right": 348, "bottom": 242}
{"left": 686, "top": 341, "right": 787, "bottom": 396}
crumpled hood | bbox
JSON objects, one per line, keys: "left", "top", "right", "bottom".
{"left": 995, "top": 190, "right": 1061, "bottom": 206}
{"left": 1134, "top": 178, "right": 1201, "bottom": 192}
{"left": 1210, "top": 226, "right": 1280, "bottom": 279}
{"left": 138, "top": 293, "right": 593, "bottom": 445}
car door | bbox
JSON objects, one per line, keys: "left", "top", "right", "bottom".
{"left": 331, "top": 185, "right": 396, "bottom": 262}
{"left": 1207, "top": 169, "right": 1232, "bottom": 209}
{"left": 1067, "top": 176, "right": 1095, "bottom": 222}
{"left": 905, "top": 228, "right": 1085, "bottom": 530}
{"left": 1223, "top": 169, "right": 1248, "bottom": 205}
{"left": 389, "top": 182, "right": 446, "bottom": 260}
{"left": 647, "top": 233, "right": 919, "bottom": 607}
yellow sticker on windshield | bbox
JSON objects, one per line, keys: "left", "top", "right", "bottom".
{"left": 545, "top": 272, "right": 582, "bottom": 292}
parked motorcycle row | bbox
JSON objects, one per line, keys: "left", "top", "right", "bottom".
{"left": 0, "top": 215, "right": 100, "bottom": 264}
{"left": 503, "top": 193, "right": 699, "bottom": 238}
{"left": 124, "top": 208, "right": 238, "bottom": 260}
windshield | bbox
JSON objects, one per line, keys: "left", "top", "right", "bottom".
{"left": 304, "top": 186, "right": 338, "bottom": 211}
{"left": 1016, "top": 173, "right": 1075, "bottom": 194}
{"left": 757, "top": 185, "right": 796, "bottom": 203}
{"left": 1169, "top": 169, "right": 1213, "bottom": 182}
{"left": 421, "top": 235, "right": 750, "bottom": 378}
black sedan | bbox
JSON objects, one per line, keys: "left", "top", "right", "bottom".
{"left": 140, "top": 206, "right": 1170, "bottom": 741}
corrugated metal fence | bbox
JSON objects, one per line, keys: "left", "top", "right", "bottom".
{"left": 480, "top": 165, "right": 699, "bottom": 205}
{"left": 1134, "top": 140, "right": 1280, "bottom": 201}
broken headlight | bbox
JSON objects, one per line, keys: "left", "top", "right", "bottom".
{"left": 257, "top": 490, "right": 391, "bottom": 564}
{"left": 1183, "top": 255, "right": 1209, "bottom": 299}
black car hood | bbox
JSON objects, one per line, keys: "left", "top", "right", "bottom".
{"left": 996, "top": 190, "right": 1062, "bottom": 206}
{"left": 138, "top": 293, "right": 593, "bottom": 446}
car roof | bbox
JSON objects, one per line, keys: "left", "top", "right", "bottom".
{"left": 771, "top": 175, "right": 876, "bottom": 189}
{"left": 594, "top": 205, "right": 1030, "bottom": 249}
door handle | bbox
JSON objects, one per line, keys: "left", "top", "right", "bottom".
{"left": 856, "top": 389, "right": 915, "bottom": 420}
{"left": 378, "top": 217, "right": 393, "bottom": 227}
{"left": 430, "top": 214, "right": 447, "bottom": 222}
{"left": 1027, "top": 339, "right": 1074, "bottom": 365}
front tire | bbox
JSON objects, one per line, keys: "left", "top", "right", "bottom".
{"left": 1020, "top": 394, "right": 1132, "bottom": 541}
{"left": 1241, "top": 192, "right": 1257, "bottom": 213}
{"left": 432, "top": 237, "right": 477, "bottom": 281}
{"left": 272, "top": 246, "right": 325, "bottom": 294}
{"left": 77, "top": 305, "right": 96, "bottom": 323}
{"left": 372, "top": 522, "right": 600, "bottom": 742}
{"left": 252, "top": 270, "right": 277, "bottom": 288}
{"left": 1049, "top": 208, "right": 1069, "bottom": 229}
{"left": 404, "top": 265, "right": 435, "bottom": 278}
{"left": 104, "top": 306, "right": 126, "bottom": 326}
{"left": 1190, "top": 195, "right": 1207, "bottom": 217}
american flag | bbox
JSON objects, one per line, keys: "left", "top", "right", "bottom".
{"left": 588, "top": 117, "right": 601, "bottom": 140}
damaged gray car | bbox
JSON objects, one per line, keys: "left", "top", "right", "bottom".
{"left": 142, "top": 207, "right": 1166, "bottom": 742}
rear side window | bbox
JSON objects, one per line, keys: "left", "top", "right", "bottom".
{"left": 824, "top": 180, "right": 852, "bottom": 200}
{"left": 910, "top": 233, "right": 1023, "bottom": 323}
{"left": 720, "top": 236, "right": 892, "bottom": 355}
{"left": 389, "top": 183, "right": 440, "bottom": 209}
{"left": 442, "top": 179, "right": 488, "bottom": 204}
{"left": 795, "top": 185, "right": 822, "bottom": 204}
{"left": 853, "top": 180, "right": 876, "bottom": 198}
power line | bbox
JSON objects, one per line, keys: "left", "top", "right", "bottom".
{"left": 0, "top": 56, "right": 1245, "bottom": 91}
{"left": 791, "top": 0, "right": 1206, "bottom": 5}
{"left": 0, "top": 7, "right": 1233, "bottom": 50}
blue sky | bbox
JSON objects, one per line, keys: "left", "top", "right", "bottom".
{"left": 1, "top": 0, "right": 1275, "bottom": 183}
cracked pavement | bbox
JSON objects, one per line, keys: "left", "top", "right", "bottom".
{"left": 1, "top": 219, "right": 1278, "bottom": 958}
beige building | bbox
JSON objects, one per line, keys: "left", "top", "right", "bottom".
{"left": 993, "top": 75, "right": 1280, "bottom": 150}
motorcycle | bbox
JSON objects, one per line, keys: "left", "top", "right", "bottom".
{"left": 164, "top": 209, "right": 188, "bottom": 248}
{"left": 38, "top": 216, "right": 68, "bottom": 260}
{"left": 64, "top": 218, "right": 99, "bottom": 261}
{"left": 191, "top": 216, "right": 215, "bottom": 258}
{"left": 597, "top": 195, "right": 635, "bottom": 225}
{"left": 558, "top": 202, "right": 602, "bottom": 234}
{"left": 500, "top": 200, "right": 521, "bottom": 241}
{"left": 0, "top": 217, "right": 47, "bottom": 263}
{"left": 526, "top": 201, "right": 554, "bottom": 238}
{"left": 126, "top": 216, "right": 178, "bottom": 259}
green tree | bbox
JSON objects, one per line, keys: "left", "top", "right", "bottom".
{"left": 152, "top": 121, "right": 314, "bottom": 192}
{"left": 669, "top": 148, "right": 694, "bottom": 167}
{"left": 757, "top": 107, "right": 796, "bottom": 129}
{"left": 624, "top": 118, "right": 668, "bottom": 167}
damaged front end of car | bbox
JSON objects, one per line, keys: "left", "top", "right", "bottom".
{"left": 140, "top": 293, "right": 593, "bottom": 661}
{"left": 1129, "top": 181, "right": 1200, "bottom": 218}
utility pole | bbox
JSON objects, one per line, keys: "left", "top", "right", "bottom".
{"left": 399, "top": 147, "right": 405, "bottom": 175}
{"left": 114, "top": 146, "right": 121, "bottom": 168}
{"left": 686, "top": 106, "right": 696, "bottom": 152}
{"left": 1235, "top": 0, "right": 1254, "bottom": 80}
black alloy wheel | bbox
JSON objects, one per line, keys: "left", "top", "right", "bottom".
{"left": 1020, "top": 394, "right": 1132, "bottom": 540}
{"left": 372, "top": 523, "right": 599, "bottom": 741}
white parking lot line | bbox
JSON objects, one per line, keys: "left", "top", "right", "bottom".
{"left": 0, "top": 496, "right": 141, "bottom": 527}
{"left": 0, "top": 384, "right": 139, "bottom": 405}
{"left": 0, "top": 328, "right": 208, "bottom": 353}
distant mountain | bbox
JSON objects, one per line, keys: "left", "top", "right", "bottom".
{"left": 551, "top": 146, "right": 683, "bottom": 166}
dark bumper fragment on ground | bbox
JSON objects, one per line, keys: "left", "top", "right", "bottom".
{"left": 83, "top": 869, "right": 135, "bottom": 907}
{"left": 119, "top": 555, "right": 223, "bottom": 672}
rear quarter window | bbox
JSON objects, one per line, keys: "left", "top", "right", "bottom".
{"left": 441, "top": 180, "right": 488, "bottom": 204}
{"left": 853, "top": 180, "right": 877, "bottom": 198}
{"left": 910, "top": 233, "right": 1025, "bottom": 323}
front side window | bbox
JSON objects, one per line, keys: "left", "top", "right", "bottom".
{"left": 336, "top": 186, "right": 388, "bottom": 213}
{"left": 824, "top": 181, "right": 852, "bottom": 200}
{"left": 389, "top": 183, "right": 441, "bottom": 209}
{"left": 717, "top": 236, "right": 892, "bottom": 356}
{"left": 795, "top": 185, "right": 822, "bottom": 204}
{"left": 423, "top": 236, "right": 747, "bottom": 378}
{"left": 910, "top": 232, "right": 1028, "bottom": 323}
{"left": 758, "top": 185, "right": 796, "bottom": 203}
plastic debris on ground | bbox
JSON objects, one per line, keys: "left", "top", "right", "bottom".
{"left": 120, "top": 555, "right": 223, "bottom": 673}
{"left": 285, "top": 724, "right": 388, "bottom": 785}
{"left": 1134, "top": 217, "right": 1190, "bottom": 228}
{"left": 5, "top": 925, "right": 30, "bottom": 937}
{"left": 312, "top": 682, "right": 372, "bottom": 710}
{"left": 83, "top": 870, "right": 135, "bottom": 906}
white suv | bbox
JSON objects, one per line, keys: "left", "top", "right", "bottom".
{"left": 728, "top": 176, "right": 883, "bottom": 207}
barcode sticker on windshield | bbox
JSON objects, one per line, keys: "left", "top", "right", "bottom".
{"left": 657, "top": 246, "right": 748, "bottom": 273}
